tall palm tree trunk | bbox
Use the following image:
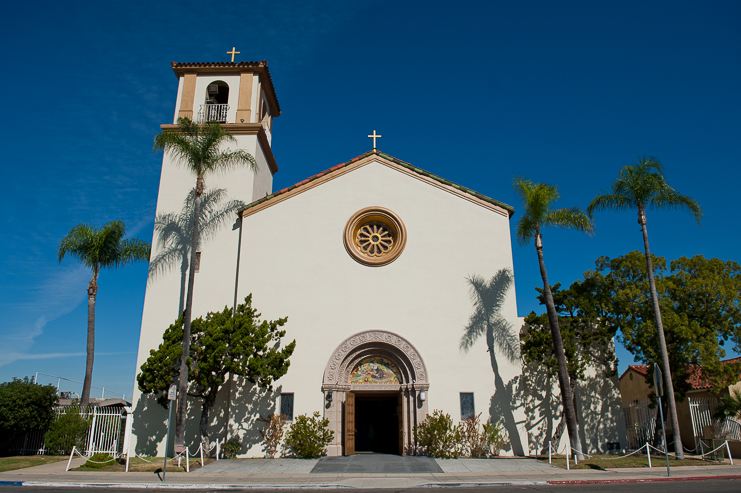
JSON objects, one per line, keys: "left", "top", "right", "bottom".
{"left": 535, "top": 234, "right": 583, "bottom": 459}
{"left": 175, "top": 179, "right": 203, "bottom": 451}
{"left": 638, "top": 209, "right": 684, "bottom": 459}
{"left": 81, "top": 271, "right": 98, "bottom": 408}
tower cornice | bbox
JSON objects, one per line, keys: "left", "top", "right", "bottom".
{"left": 160, "top": 122, "right": 279, "bottom": 176}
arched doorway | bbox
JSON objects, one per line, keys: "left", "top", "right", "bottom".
{"left": 322, "top": 330, "right": 429, "bottom": 456}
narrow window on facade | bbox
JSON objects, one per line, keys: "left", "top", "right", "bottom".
{"left": 460, "top": 392, "right": 475, "bottom": 420}
{"left": 280, "top": 392, "right": 294, "bottom": 421}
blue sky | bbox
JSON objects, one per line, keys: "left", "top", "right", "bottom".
{"left": 1, "top": 0, "right": 739, "bottom": 399}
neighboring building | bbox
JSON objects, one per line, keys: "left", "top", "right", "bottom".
{"left": 129, "top": 59, "right": 625, "bottom": 457}
{"left": 619, "top": 358, "right": 741, "bottom": 448}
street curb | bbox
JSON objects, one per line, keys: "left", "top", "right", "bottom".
{"left": 547, "top": 474, "right": 741, "bottom": 485}
{"left": 1, "top": 475, "right": 739, "bottom": 489}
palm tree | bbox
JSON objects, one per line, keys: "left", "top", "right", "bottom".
{"left": 58, "top": 220, "right": 150, "bottom": 408}
{"left": 513, "top": 177, "right": 593, "bottom": 460}
{"left": 153, "top": 117, "right": 257, "bottom": 451}
{"left": 587, "top": 156, "right": 701, "bottom": 459}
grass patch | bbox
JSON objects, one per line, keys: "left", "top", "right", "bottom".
{"left": 74, "top": 456, "right": 213, "bottom": 473}
{"left": 538, "top": 453, "right": 728, "bottom": 470}
{"left": 0, "top": 456, "right": 67, "bottom": 472}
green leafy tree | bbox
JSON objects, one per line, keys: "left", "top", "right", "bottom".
{"left": 513, "top": 177, "right": 593, "bottom": 459}
{"left": 0, "top": 378, "right": 58, "bottom": 448}
{"left": 154, "top": 117, "right": 257, "bottom": 449}
{"left": 594, "top": 252, "right": 741, "bottom": 402}
{"left": 44, "top": 406, "right": 91, "bottom": 454}
{"left": 715, "top": 390, "right": 741, "bottom": 420}
{"left": 522, "top": 279, "right": 618, "bottom": 449}
{"left": 58, "top": 220, "right": 150, "bottom": 407}
{"left": 137, "top": 295, "right": 295, "bottom": 444}
{"left": 588, "top": 156, "right": 702, "bottom": 459}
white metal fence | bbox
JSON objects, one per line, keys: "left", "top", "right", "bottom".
{"left": 689, "top": 396, "right": 741, "bottom": 448}
{"left": 6, "top": 405, "right": 131, "bottom": 457}
{"left": 622, "top": 399, "right": 657, "bottom": 450}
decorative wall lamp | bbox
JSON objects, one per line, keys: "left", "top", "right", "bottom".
{"left": 326, "top": 390, "right": 333, "bottom": 403}
{"left": 419, "top": 390, "right": 426, "bottom": 402}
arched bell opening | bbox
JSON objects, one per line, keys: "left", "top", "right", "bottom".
{"left": 322, "top": 330, "right": 429, "bottom": 457}
{"left": 198, "top": 80, "right": 230, "bottom": 123}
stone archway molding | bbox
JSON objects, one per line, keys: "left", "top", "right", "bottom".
{"left": 322, "top": 330, "right": 429, "bottom": 391}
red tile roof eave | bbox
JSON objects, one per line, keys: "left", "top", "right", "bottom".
{"left": 619, "top": 358, "right": 741, "bottom": 390}
{"left": 619, "top": 365, "right": 650, "bottom": 381}
{"left": 237, "top": 150, "right": 516, "bottom": 217}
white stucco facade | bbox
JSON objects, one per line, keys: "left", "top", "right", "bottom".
{"left": 129, "top": 61, "right": 625, "bottom": 458}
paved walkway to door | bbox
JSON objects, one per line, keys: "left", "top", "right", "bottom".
{"left": 311, "top": 453, "right": 442, "bottom": 473}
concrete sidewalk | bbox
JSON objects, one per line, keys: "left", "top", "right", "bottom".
{"left": 1, "top": 457, "right": 740, "bottom": 489}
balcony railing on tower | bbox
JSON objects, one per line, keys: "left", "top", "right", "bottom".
{"left": 197, "top": 104, "right": 229, "bottom": 123}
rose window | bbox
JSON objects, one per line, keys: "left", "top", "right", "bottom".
{"left": 357, "top": 222, "right": 394, "bottom": 257}
{"left": 344, "top": 207, "right": 407, "bottom": 266}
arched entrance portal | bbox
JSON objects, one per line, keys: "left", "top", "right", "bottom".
{"left": 322, "top": 330, "right": 429, "bottom": 457}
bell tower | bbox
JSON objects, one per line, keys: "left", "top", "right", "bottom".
{"left": 164, "top": 60, "right": 281, "bottom": 201}
{"left": 130, "top": 59, "right": 283, "bottom": 458}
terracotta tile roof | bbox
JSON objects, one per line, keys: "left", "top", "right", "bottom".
{"left": 619, "top": 358, "right": 741, "bottom": 390}
{"left": 237, "top": 150, "right": 516, "bottom": 216}
{"left": 170, "top": 61, "right": 281, "bottom": 115}
{"left": 619, "top": 365, "right": 649, "bottom": 380}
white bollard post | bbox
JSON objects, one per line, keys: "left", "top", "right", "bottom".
{"left": 725, "top": 440, "right": 734, "bottom": 465}
{"left": 566, "top": 440, "right": 570, "bottom": 471}
{"left": 200, "top": 443, "right": 204, "bottom": 468}
{"left": 647, "top": 442, "right": 652, "bottom": 468}
{"left": 186, "top": 447, "right": 190, "bottom": 473}
{"left": 66, "top": 446, "right": 76, "bottom": 472}
{"left": 216, "top": 438, "right": 220, "bottom": 461}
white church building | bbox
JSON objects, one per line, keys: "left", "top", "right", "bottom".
{"left": 130, "top": 59, "right": 625, "bottom": 457}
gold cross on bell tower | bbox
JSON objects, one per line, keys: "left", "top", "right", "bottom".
{"left": 368, "top": 130, "right": 382, "bottom": 150}
{"left": 227, "top": 47, "right": 240, "bottom": 62}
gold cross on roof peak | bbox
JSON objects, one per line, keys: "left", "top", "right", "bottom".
{"left": 227, "top": 47, "right": 240, "bottom": 63}
{"left": 368, "top": 130, "right": 382, "bottom": 150}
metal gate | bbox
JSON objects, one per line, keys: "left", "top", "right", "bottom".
{"left": 7, "top": 405, "right": 130, "bottom": 456}
{"left": 622, "top": 400, "right": 657, "bottom": 450}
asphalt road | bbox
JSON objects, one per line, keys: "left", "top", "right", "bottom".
{"left": 1, "top": 480, "right": 740, "bottom": 493}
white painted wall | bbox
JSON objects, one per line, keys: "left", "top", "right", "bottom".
{"left": 234, "top": 160, "right": 529, "bottom": 456}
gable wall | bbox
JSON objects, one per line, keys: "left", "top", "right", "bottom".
{"left": 234, "top": 160, "right": 527, "bottom": 455}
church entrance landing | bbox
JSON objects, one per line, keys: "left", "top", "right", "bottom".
{"left": 310, "top": 453, "right": 442, "bottom": 474}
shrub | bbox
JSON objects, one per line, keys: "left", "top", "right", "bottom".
{"left": 223, "top": 437, "right": 242, "bottom": 459}
{"left": 482, "top": 419, "right": 506, "bottom": 456}
{"left": 414, "top": 410, "right": 462, "bottom": 458}
{"left": 83, "top": 453, "right": 117, "bottom": 468}
{"left": 44, "top": 407, "right": 91, "bottom": 454}
{"left": 461, "top": 413, "right": 507, "bottom": 457}
{"left": 284, "top": 412, "right": 334, "bottom": 458}
{"left": 259, "top": 413, "right": 287, "bottom": 458}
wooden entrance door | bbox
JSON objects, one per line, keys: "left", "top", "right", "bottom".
{"left": 345, "top": 392, "right": 355, "bottom": 456}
